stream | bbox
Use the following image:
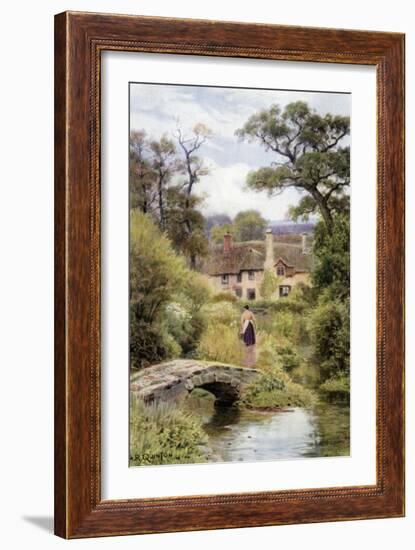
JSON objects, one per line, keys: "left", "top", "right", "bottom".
{"left": 186, "top": 392, "right": 350, "bottom": 462}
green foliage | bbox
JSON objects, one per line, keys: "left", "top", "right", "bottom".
{"left": 129, "top": 316, "right": 182, "bottom": 370}
{"left": 197, "top": 323, "right": 241, "bottom": 364}
{"left": 210, "top": 224, "right": 234, "bottom": 244}
{"left": 209, "top": 210, "right": 267, "bottom": 244}
{"left": 250, "top": 299, "right": 305, "bottom": 314}
{"left": 130, "top": 210, "right": 187, "bottom": 320}
{"left": 312, "top": 214, "right": 350, "bottom": 298}
{"left": 233, "top": 210, "right": 267, "bottom": 241}
{"left": 308, "top": 213, "right": 350, "bottom": 385}
{"left": 201, "top": 301, "right": 239, "bottom": 326}
{"left": 236, "top": 101, "right": 350, "bottom": 227}
{"left": 309, "top": 297, "right": 350, "bottom": 380}
{"left": 173, "top": 124, "right": 212, "bottom": 266}
{"left": 254, "top": 330, "right": 303, "bottom": 371}
{"left": 130, "top": 211, "right": 211, "bottom": 368}
{"left": 196, "top": 302, "right": 238, "bottom": 363}
{"left": 275, "top": 344, "right": 303, "bottom": 371}
{"left": 129, "top": 130, "right": 154, "bottom": 212}
{"left": 319, "top": 373, "right": 350, "bottom": 400}
{"left": 210, "top": 291, "right": 238, "bottom": 303}
{"left": 164, "top": 190, "right": 209, "bottom": 264}
{"left": 242, "top": 365, "right": 315, "bottom": 409}
{"left": 259, "top": 269, "right": 280, "bottom": 299}
{"left": 130, "top": 398, "right": 208, "bottom": 466}
{"left": 253, "top": 333, "right": 281, "bottom": 370}
{"left": 253, "top": 284, "right": 313, "bottom": 314}
{"left": 130, "top": 125, "right": 211, "bottom": 265}
{"left": 288, "top": 195, "right": 319, "bottom": 222}
{"left": 257, "top": 305, "right": 308, "bottom": 347}
{"left": 204, "top": 213, "right": 232, "bottom": 233}
{"left": 162, "top": 303, "right": 196, "bottom": 358}
{"left": 275, "top": 310, "right": 307, "bottom": 343}
{"left": 195, "top": 297, "right": 316, "bottom": 411}
{"left": 197, "top": 301, "right": 241, "bottom": 364}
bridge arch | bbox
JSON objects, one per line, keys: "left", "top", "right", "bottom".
{"left": 196, "top": 382, "right": 240, "bottom": 405}
{"left": 130, "top": 359, "right": 260, "bottom": 407}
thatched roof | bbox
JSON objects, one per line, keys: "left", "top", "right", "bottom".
{"left": 202, "top": 239, "right": 313, "bottom": 276}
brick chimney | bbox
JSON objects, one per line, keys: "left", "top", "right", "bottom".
{"left": 264, "top": 228, "right": 274, "bottom": 269}
{"left": 223, "top": 232, "right": 233, "bottom": 253}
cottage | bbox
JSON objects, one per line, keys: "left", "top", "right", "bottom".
{"left": 202, "top": 229, "right": 313, "bottom": 301}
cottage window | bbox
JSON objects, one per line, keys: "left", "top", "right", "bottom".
{"left": 236, "top": 272, "right": 242, "bottom": 283}
{"left": 247, "top": 288, "right": 256, "bottom": 300}
{"left": 276, "top": 264, "right": 285, "bottom": 276}
{"left": 279, "top": 285, "right": 291, "bottom": 297}
{"left": 235, "top": 288, "right": 242, "bottom": 298}
{"left": 248, "top": 271, "right": 255, "bottom": 281}
{"left": 221, "top": 274, "right": 229, "bottom": 285}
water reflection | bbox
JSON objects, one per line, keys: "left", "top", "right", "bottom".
{"left": 185, "top": 391, "right": 350, "bottom": 463}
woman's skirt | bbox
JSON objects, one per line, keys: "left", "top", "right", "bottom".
{"left": 243, "top": 320, "right": 256, "bottom": 346}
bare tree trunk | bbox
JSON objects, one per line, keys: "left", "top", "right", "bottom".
{"left": 158, "top": 181, "right": 164, "bottom": 229}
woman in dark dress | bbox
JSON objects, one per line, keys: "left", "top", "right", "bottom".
{"left": 241, "top": 305, "right": 256, "bottom": 366}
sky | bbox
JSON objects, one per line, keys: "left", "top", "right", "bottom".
{"left": 130, "top": 83, "right": 350, "bottom": 221}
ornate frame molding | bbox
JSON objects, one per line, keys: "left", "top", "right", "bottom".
{"left": 55, "top": 11, "right": 405, "bottom": 538}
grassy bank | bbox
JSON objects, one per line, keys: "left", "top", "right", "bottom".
{"left": 196, "top": 293, "right": 318, "bottom": 410}
{"left": 129, "top": 397, "right": 209, "bottom": 466}
{"left": 241, "top": 365, "right": 316, "bottom": 410}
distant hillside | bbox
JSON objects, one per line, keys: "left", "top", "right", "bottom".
{"left": 268, "top": 220, "right": 316, "bottom": 235}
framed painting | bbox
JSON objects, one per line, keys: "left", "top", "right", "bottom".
{"left": 54, "top": 11, "right": 405, "bottom": 538}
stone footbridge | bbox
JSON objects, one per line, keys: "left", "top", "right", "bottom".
{"left": 130, "top": 359, "right": 260, "bottom": 406}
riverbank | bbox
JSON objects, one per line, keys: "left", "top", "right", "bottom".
{"left": 129, "top": 386, "right": 350, "bottom": 467}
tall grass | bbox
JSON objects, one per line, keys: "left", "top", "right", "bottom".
{"left": 196, "top": 301, "right": 242, "bottom": 364}
{"left": 129, "top": 397, "right": 208, "bottom": 466}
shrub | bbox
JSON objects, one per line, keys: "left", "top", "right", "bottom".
{"left": 309, "top": 296, "right": 350, "bottom": 380}
{"left": 258, "top": 308, "right": 308, "bottom": 346}
{"left": 312, "top": 214, "right": 350, "bottom": 299}
{"left": 242, "top": 365, "right": 315, "bottom": 409}
{"left": 129, "top": 398, "right": 208, "bottom": 466}
{"left": 259, "top": 269, "right": 280, "bottom": 299}
{"left": 211, "top": 291, "right": 238, "bottom": 303}
{"left": 239, "top": 336, "right": 315, "bottom": 409}
{"left": 163, "top": 298, "right": 207, "bottom": 357}
{"left": 129, "top": 317, "right": 181, "bottom": 370}
{"left": 129, "top": 212, "right": 212, "bottom": 368}
{"left": 255, "top": 333, "right": 281, "bottom": 370}
{"left": 252, "top": 296, "right": 308, "bottom": 315}
{"left": 275, "top": 344, "right": 303, "bottom": 371}
{"left": 201, "top": 301, "right": 239, "bottom": 327}
{"left": 130, "top": 211, "right": 187, "bottom": 324}
{"left": 320, "top": 373, "right": 350, "bottom": 402}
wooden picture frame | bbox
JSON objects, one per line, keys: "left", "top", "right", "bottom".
{"left": 54, "top": 11, "right": 405, "bottom": 538}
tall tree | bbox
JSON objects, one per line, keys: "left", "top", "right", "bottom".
{"left": 174, "top": 123, "right": 212, "bottom": 268}
{"left": 234, "top": 210, "right": 267, "bottom": 241}
{"left": 149, "top": 135, "right": 177, "bottom": 230}
{"left": 235, "top": 102, "right": 350, "bottom": 229}
{"left": 210, "top": 223, "right": 234, "bottom": 244}
{"left": 129, "top": 130, "right": 157, "bottom": 213}
{"left": 204, "top": 213, "right": 232, "bottom": 236}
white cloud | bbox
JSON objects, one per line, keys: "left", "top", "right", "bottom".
{"left": 130, "top": 84, "right": 242, "bottom": 139}
{"left": 130, "top": 83, "right": 350, "bottom": 149}
{"left": 196, "top": 158, "right": 300, "bottom": 220}
{"left": 129, "top": 83, "right": 349, "bottom": 220}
